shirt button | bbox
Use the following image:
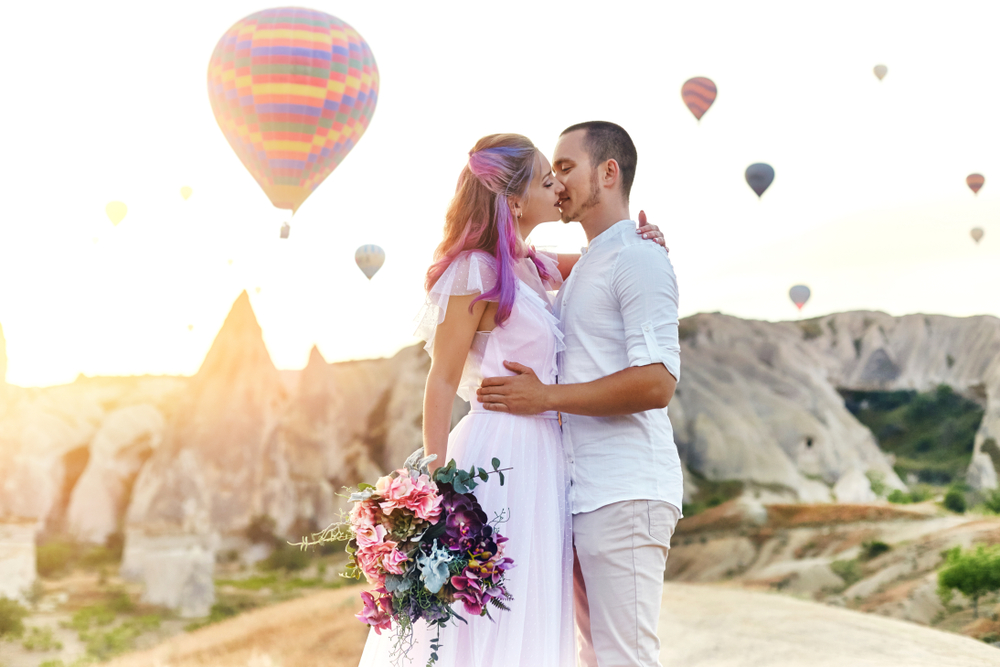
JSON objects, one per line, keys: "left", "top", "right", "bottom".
{"left": 642, "top": 323, "right": 651, "bottom": 332}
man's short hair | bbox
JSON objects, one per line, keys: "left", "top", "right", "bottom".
{"left": 560, "top": 121, "right": 637, "bottom": 200}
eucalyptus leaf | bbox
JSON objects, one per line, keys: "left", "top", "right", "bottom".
{"left": 479, "top": 470, "right": 489, "bottom": 482}
{"left": 498, "top": 471, "right": 505, "bottom": 486}
{"left": 492, "top": 457, "right": 501, "bottom": 469}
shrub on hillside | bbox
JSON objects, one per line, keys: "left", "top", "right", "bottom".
{"left": 982, "top": 489, "right": 1000, "bottom": 515}
{"left": 860, "top": 540, "right": 892, "bottom": 561}
{"left": 245, "top": 515, "right": 279, "bottom": 546}
{"left": 943, "top": 487, "right": 967, "bottom": 513}
{"left": 36, "top": 541, "right": 74, "bottom": 578}
{"left": 830, "top": 559, "right": 862, "bottom": 587}
{"left": 937, "top": 545, "right": 1000, "bottom": 618}
{"left": 0, "top": 597, "right": 28, "bottom": 638}
{"left": 260, "top": 543, "right": 309, "bottom": 572}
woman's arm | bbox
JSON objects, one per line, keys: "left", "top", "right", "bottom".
{"left": 422, "top": 293, "right": 487, "bottom": 471}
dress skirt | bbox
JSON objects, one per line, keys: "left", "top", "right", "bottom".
{"left": 357, "top": 409, "right": 575, "bottom": 667}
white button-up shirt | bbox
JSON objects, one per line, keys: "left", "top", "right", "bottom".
{"left": 554, "top": 219, "right": 683, "bottom": 515}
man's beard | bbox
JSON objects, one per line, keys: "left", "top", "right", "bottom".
{"left": 561, "top": 170, "right": 601, "bottom": 223}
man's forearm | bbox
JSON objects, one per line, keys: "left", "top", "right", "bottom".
{"left": 546, "top": 364, "right": 676, "bottom": 417}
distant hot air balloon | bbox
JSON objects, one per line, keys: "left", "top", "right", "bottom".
{"left": 355, "top": 244, "right": 385, "bottom": 280}
{"left": 971, "top": 228, "right": 984, "bottom": 244}
{"left": 789, "top": 285, "right": 811, "bottom": 311}
{"left": 180, "top": 186, "right": 193, "bottom": 200}
{"left": 187, "top": 324, "right": 194, "bottom": 331}
{"left": 207, "top": 8, "right": 379, "bottom": 215}
{"left": 967, "top": 174, "right": 985, "bottom": 195}
{"left": 681, "top": 77, "right": 717, "bottom": 121}
{"left": 280, "top": 222, "right": 290, "bottom": 239}
{"left": 106, "top": 201, "right": 127, "bottom": 226}
{"left": 255, "top": 287, "right": 262, "bottom": 294}
{"left": 745, "top": 164, "right": 775, "bottom": 198}
{"left": 873, "top": 64, "right": 888, "bottom": 81}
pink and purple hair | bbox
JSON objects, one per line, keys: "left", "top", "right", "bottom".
{"left": 426, "top": 134, "right": 551, "bottom": 326}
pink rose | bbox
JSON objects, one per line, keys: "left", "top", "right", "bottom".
{"left": 350, "top": 499, "right": 381, "bottom": 528}
{"left": 356, "top": 588, "right": 393, "bottom": 634}
{"left": 381, "top": 546, "right": 409, "bottom": 575}
{"left": 402, "top": 474, "right": 443, "bottom": 522}
{"left": 355, "top": 523, "right": 387, "bottom": 550}
{"left": 376, "top": 470, "right": 416, "bottom": 515}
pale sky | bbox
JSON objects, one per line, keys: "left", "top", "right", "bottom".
{"left": 1, "top": 0, "right": 998, "bottom": 388}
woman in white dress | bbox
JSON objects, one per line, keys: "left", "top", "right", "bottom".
{"left": 358, "top": 134, "right": 664, "bottom": 667}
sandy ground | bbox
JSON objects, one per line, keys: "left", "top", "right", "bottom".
{"left": 103, "top": 582, "right": 999, "bottom": 667}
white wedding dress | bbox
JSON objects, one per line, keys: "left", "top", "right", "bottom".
{"left": 357, "top": 250, "right": 575, "bottom": 667}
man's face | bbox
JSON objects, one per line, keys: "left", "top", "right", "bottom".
{"left": 552, "top": 130, "right": 601, "bottom": 223}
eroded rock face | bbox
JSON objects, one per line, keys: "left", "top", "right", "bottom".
{"left": 66, "top": 405, "right": 165, "bottom": 544}
{"left": 795, "top": 312, "right": 1000, "bottom": 489}
{"left": 671, "top": 314, "right": 903, "bottom": 500}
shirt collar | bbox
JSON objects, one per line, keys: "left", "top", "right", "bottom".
{"left": 581, "top": 219, "right": 634, "bottom": 255}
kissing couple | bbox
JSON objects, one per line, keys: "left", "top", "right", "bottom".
{"left": 359, "top": 121, "right": 683, "bottom": 667}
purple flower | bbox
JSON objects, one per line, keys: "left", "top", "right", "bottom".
{"left": 441, "top": 491, "right": 489, "bottom": 551}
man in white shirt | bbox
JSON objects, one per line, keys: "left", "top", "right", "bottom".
{"left": 478, "top": 121, "right": 682, "bottom": 667}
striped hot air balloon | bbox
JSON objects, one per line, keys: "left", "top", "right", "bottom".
{"left": 873, "top": 64, "right": 888, "bottom": 81}
{"left": 355, "top": 244, "right": 385, "bottom": 280}
{"left": 967, "top": 174, "right": 985, "bottom": 195}
{"left": 681, "top": 77, "right": 717, "bottom": 121}
{"left": 208, "top": 8, "right": 379, "bottom": 214}
{"left": 971, "top": 228, "right": 984, "bottom": 244}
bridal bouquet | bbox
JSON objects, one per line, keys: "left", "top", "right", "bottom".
{"left": 298, "top": 450, "right": 513, "bottom": 665}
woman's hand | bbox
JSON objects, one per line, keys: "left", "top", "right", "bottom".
{"left": 636, "top": 209, "right": 669, "bottom": 252}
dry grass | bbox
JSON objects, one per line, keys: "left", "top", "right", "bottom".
{"left": 105, "top": 585, "right": 368, "bottom": 667}
{"left": 765, "top": 504, "right": 927, "bottom": 528}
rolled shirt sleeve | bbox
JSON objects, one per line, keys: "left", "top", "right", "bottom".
{"left": 610, "top": 244, "right": 681, "bottom": 381}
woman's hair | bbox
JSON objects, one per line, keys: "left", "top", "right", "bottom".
{"left": 426, "top": 134, "right": 551, "bottom": 326}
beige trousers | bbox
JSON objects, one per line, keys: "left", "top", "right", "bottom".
{"left": 573, "top": 500, "right": 682, "bottom": 667}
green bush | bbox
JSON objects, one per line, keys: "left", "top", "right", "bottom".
{"left": 84, "top": 615, "right": 160, "bottom": 660}
{"left": 36, "top": 541, "right": 75, "bottom": 578}
{"left": 981, "top": 489, "right": 1000, "bottom": 514}
{"left": 938, "top": 545, "right": 1000, "bottom": 618}
{"left": 260, "top": 544, "right": 310, "bottom": 572}
{"left": 184, "top": 597, "right": 258, "bottom": 631}
{"left": 860, "top": 540, "right": 892, "bottom": 561}
{"left": 943, "top": 487, "right": 967, "bottom": 513}
{"left": 22, "top": 626, "right": 63, "bottom": 651}
{"left": 887, "top": 489, "right": 911, "bottom": 504}
{"left": 0, "top": 597, "right": 28, "bottom": 638}
{"left": 830, "top": 559, "right": 863, "bottom": 587}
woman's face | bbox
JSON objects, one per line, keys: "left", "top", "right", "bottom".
{"left": 515, "top": 154, "right": 564, "bottom": 238}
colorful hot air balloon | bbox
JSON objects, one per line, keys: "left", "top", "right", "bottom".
{"left": 789, "top": 285, "right": 811, "bottom": 311}
{"left": 971, "top": 228, "right": 984, "bottom": 244}
{"left": 280, "top": 222, "right": 290, "bottom": 239}
{"left": 681, "top": 77, "right": 717, "bottom": 121}
{"left": 355, "top": 244, "right": 385, "bottom": 280}
{"left": 873, "top": 64, "right": 888, "bottom": 81}
{"left": 967, "top": 174, "right": 985, "bottom": 195}
{"left": 180, "top": 186, "right": 193, "bottom": 200}
{"left": 106, "top": 201, "right": 127, "bottom": 226}
{"left": 745, "top": 164, "right": 775, "bottom": 198}
{"left": 207, "top": 8, "right": 379, "bottom": 214}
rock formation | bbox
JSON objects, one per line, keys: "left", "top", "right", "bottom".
{"left": 795, "top": 311, "right": 1000, "bottom": 489}
{"left": 670, "top": 314, "right": 904, "bottom": 501}
{"left": 122, "top": 291, "right": 287, "bottom": 616}
{"left": 66, "top": 405, "right": 166, "bottom": 544}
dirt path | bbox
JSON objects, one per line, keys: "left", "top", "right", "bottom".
{"left": 106, "top": 582, "right": 998, "bottom": 666}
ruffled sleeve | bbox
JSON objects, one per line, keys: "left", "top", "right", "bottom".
{"left": 535, "top": 250, "right": 564, "bottom": 291}
{"left": 413, "top": 250, "right": 499, "bottom": 354}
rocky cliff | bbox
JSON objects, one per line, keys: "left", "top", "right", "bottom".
{"left": 794, "top": 311, "right": 1000, "bottom": 490}
{"left": 3, "top": 298, "right": 997, "bottom": 614}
